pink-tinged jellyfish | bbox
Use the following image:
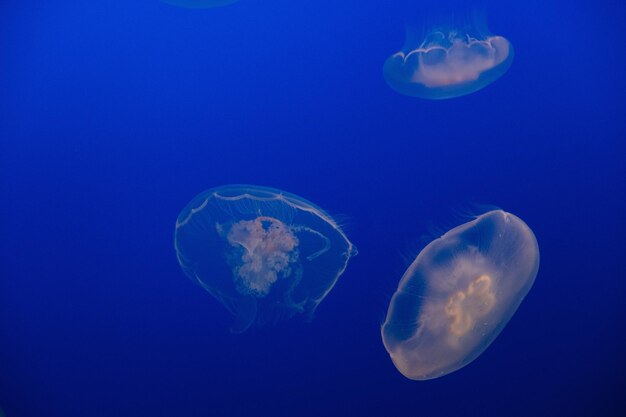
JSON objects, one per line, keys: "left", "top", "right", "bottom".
{"left": 161, "top": 0, "right": 239, "bottom": 8}
{"left": 384, "top": 26, "right": 514, "bottom": 99}
{"left": 381, "top": 210, "right": 539, "bottom": 380}
{"left": 175, "top": 185, "right": 356, "bottom": 333}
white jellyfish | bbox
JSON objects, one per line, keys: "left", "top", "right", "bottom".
{"left": 175, "top": 185, "right": 357, "bottom": 333}
{"left": 381, "top": 210, "right": 539, "bottom": 380}
{"left": 384, "top": 24, "right": 514, "bottom": 99}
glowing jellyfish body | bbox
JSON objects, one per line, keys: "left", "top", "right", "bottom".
{"left": 175, "top": 185, "right": 356, "bottom": 333}
{"left": 384, "top": 29, "right": 514, "bottom": 99}
{"left": 161, "top": 0, "right": 239, "bottom": 8}
{"left": 381, "top": 210, "right": 539, "bottom": 380}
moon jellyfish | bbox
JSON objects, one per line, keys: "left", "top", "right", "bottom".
{"left": 381, "top": 210, "right": 539, "bottom": 380}
{"left": 383, "top": 23, "right": 514, "bottom": 99}
{"left": 175, "top": 185, "right": 357, "bottom": 333}
{"left": 161, "top": 0, "right": 239, "bottom": 8}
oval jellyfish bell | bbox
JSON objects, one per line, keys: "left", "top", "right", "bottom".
{"left": 384, "top": 26, "right": 514, "bottom": 99}
{"left": 175, "top": 185, "right": 357, "bottom": 333}
{"left": 381, "top": 210, "right": 539, "bottom": 380}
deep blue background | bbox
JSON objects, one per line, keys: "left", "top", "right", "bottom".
{"left": 1, "top": 0, "right": 625, "bottom": 416}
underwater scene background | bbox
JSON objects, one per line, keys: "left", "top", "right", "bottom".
{"left": 1, "top": 0, "right": 625, "bottom": 416}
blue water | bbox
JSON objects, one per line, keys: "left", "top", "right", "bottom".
{"left": 1, "top": 0, "right": 624, "bottom": 416}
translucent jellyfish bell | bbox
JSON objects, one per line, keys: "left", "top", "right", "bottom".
{"left": 161, "top": 0, "right": 239, "bottom": 9}
{"left": 381, "top": 210, "right": 539, "bottom": 380}
{"left": 175, "top": 185, "right": 357, "bottom": 333}
{"left": 384, "top": 25, "right": 514, "bottom": 99}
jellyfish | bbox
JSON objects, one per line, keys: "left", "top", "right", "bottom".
{"left": 175, "top": 185, "right": 356, "bottom": 333}
{"left": 161, "top": 0, "right": 239, "bottom": 9}
{"left": 381, "top": 210, "right": 539, "bottom": 380}
{"left": 383, "top": 22, "right": 514, "bottom": 99}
